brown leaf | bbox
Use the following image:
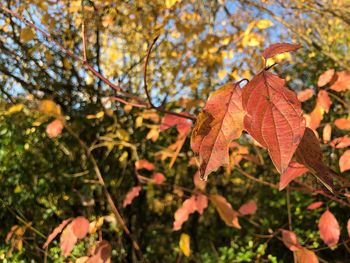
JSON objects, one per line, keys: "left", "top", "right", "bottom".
{"left": 210, "top": 194, "right": 240, "bottom": 229}
{"left": 262, "top": 43, "right": 301, "bottom": 59}
{"left": 318, "top": 209, "right": 340, "bottom": 248}
{"left": 72, "top": 216, "right": 90, "bottom": 239}
{"left": 60, "top": 223, "right": 78, "bottom": 257}
{"left": 242, "top": 71, "right": 305, "bottom": 173}
{"left": 123, "top": 186, "right": 142, "bottom": 207}
{"left": 295, "top": 247, "right": 319, "bottom": 263}
{"left": 43, "top": 218, "right": 72, "bottom": 249}
{"left": 295, "top": 128, "right": 336, "bottom": 193}
{"left": 87, "top": 240, "right": 112, "bottom": 263}
{"left": 279, "top": 161, "right": 308, "bottom": 190}
{"left": 307, "top": 201, "right": 323, "bottom": 210}
{"left": 334, "top": 118, "right": 350, "bottom": 130}
{"left": 317, "top": 69, "right": 336, "bottom": 87}
{"left": 281, "top": 229, "right": 302, "bottom": 251}
{"left": 339, "top": 150, "right": 350, "bottom": 173}
{"left": 322, "top": 124, "right": 332, "bottom": 143}
{"left": 238, "top": 201, "right": 257, "bottom": 216}
{"left": 330, "top": 71, "right": 350, "bottom": 92}
{"left": 297, "top": 88, "right": 314, "bottom": 102}
{"left": 191, "top": 83, "right": 244, "bottom": 180}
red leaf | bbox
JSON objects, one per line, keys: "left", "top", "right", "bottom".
{"left": 160, "top": 114, "right": 192, "bottom": 135}
{"left": 347, "top": 219, "right": 350, "bottom": 238}
{"left": 330, "top": 71, "right": 350, "bottom": 92}
{"left": 71, "top": 216, "right": 89, "bottom": 239}
{"left": 123, "top": 186, "right": 142, "bottom": 207}
{"left": 281, "top": 229, "right": 302, "bottom": 251}
{"left": 238, "top": 201, "right": 257, "bottom": 216}
{"left": 295, "top": 247, "right": 319, "bottom": 263}
{"left": 191, "top": 82, "right": 244, "bottom": 180}
{"left": 317, "top": 90, "right": 332, "bottom": 113}
{"left": 210, "top": 194, "right": 240, "bottom": 229}
{"left": 87, "top": 240, "right": 112, "bottom": 263}
{"left": 152, "top": 172, "right": 165, "bottom": 185}
{"left": 295, "top": 128, "right": 336, "bottom": 192}
{"left": 46, "top": 119, "right": 64, "bottom": 138}
{"left": 318, "top": 69, "right": 336, "bottom": 87}
{"left": 330, "top": 136, "right": 350, "bottom": 148}
{"left": 334, "top": 118, "right": 350, "bottom": 130}
{"left": 242, "top": 71, "right": 305, "bottom": 173}
{"left": 135, "top": 160, "right": 155, "bottom": 171}
{"left": 60, "top": 223, "right": 78, "bottom": 257}
{"left": 307, "top": 201, "right": 324, "bottom": 210}
{"left": 297, "top": 88, "right": 314, "bottom": 102}
{"left": 193, "top": 171, "right": 206, "bottom": 191}
{"left": 195, "top": 194, "right": 208, "bottom": 215}
{"left": 318, "top": 209, "right": 340, "bottom": 248}
{"left": 43, "top": 218, "right": 72, "bottom": 249}
{"left": 339, "top": 150, "right": 350, "bottom": 173}
{"left": 262, "top": 43, "right": 301, "bottom": 59}
{"left": 322, "top": 124, "right": 332, "bottom": 143}
{"left": 279, "top": 161, "right": 308, "bottom": 190}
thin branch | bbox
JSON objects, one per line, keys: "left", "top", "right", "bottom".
{"left": 81, "top": 0, "right": 88, "bottom": 62}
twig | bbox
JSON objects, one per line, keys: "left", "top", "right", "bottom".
{"left": 81, "top": 0, "right": 88, "bottom": 62}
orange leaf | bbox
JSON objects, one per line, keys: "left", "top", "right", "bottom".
{"left": 330, "top": 71, "right": 350, "bottom": 92}
{"left": 262, "top": 43, "right": 301, "bottom": 59}
{"left": 43, "top": 218, "right": 72, "bottom": 249}
{"left": 308, "top": 104, "right": 324, "bottom": 130}
{"left": 193, "top": 171, "right": 206, "bottom": 191}
{"left": 339, "top": 150, "right": 350, "bottom": 173}
{"left": 347, "top": 219, "right": 350, "bottom": 238}
{"left": 191, "top": 82, "right": 244, "bottom": 180}
{"left": 295, "top": 247, "right": 319, "bottom": 263}
{"left": 322, "top": 123, "right": 332, "bottom": 143}
{"left": 210, "top": 194, "right": 240, "bottom": 229}
{"left": 281, "top": 229, "right": 302, "bottom": 251}
{"left": 279, "top": 161, "right": 308, "bottom": 190}
{"left": 297, "top": 88, "right": 314, "bottom": 102}
{"left": 152, "top": 172, "right": 166, "bottom": 185}
{"left": 160, "top": 114, "right": 192, "bottom": 135}
{"left": 330, "top": 136, "right": 350, "bottom": 148}
{"left": 318, "top": 209, "right": 340, "bottom": 248}
{"left": 71, "top": 217, "right": 89, "bottom": 239}
{"left": 242, "top": 71, "right": 305, "bottom": 173}
{"left": 317, "top": 69, "right": 336, "bottom": 87}
{"left": 46, "top": 119, "right": 64, "bottom": 138}
{"left": 60, "top": 223, "right": 78, "bottom": 257}
{"left": 334, "top": 118, "right": 350, "bottom": 130}
{"left": 307, "top": 201, "right": 323, "bottom": 210}
{"left": 295, "top": 128, "right": 336, "bottom": 192}
{"left": 317, "top": 90, "right": 332, "bottom": 113}
{"left": 238, "top": 201, "right": 257, "bottom": 216}
{"left": 123, "top": 186, "right": 142, "bottom": 207}
{"left": 135, "top": 160, "right": 155, "bottom": 171}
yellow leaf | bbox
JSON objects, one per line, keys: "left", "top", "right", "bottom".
{"left": 165, "top": 0, "right": 181, "bottom": 9}
{"left": 116, "top": 129, "right": 129, "bottom": 141}
{"left": 256, "top": 19, "right": 273, "bottom": 29}
{"left": 135, "top": 116, "right": 143, "bottom": 128}
{"left": 243, "top": 34, "right": 261, "bottom": 47}
{"left": 218, "top": 70, "right": 227, "bottom": 80}
{"left": 86, "top": 111, "right": 104, "bottom": 119}
{"left": 179, "top": 233, "right": 190, "bottom": 257}
{"left": 20, "top": 27, "right": 35, "bottom": 42}
{"left": 39, "top": 100, "right": 61, "bottom": 116}
{"left": 7, "top": 104, "right": 24, "bottom": 114}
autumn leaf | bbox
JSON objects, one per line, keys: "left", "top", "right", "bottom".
{"left": 238, "top": 201, "right": 257, "bottom": 216}
{"left": 256, "top": 19, "right": 273, "bottom": 29}
{"left": 317, "top": 90, "right": 332, "bottom": 113}
{"left": 60, "top": 223, "right": 78, "bottom": 257}
{"left": 339, "top": 150, "right": 350, "bottom": 173}
{"left": 347, "top": 219, "right": 350, "bottom": 238}
{"left": 242, "top": 71, "right": 305, "bottom": 173}
{"left": 322, "top": 124, "right": 332, "bottom": 143}
{"left": 46, "top": 119, "right": 64, "bottom": 138}
{"left": 152, "top": 172, "right": 166, "bottom": 185}
{"left": 330, "top": 71, "right": 350, "bottom": 92}
{"left": 317, "top": 69, "right": 336, "bottom": 87}
{"left": 210, "top": 194, "right": 240, "bottom": 229}
{"left": 160, "top": 114, "right": 192, "bottom": 135}
{"left": 193, "top": 171, "right": 206, "bottom": 191}
{"left": 20, "top": 27, "right": 35, "bottom": 42}
{"left": 179, "top": 233, "right": 190, "bottom": 257}
{"left": 135, "top": 160, "right": 155, "bottom": 171}
{"left": 262, "top": 43, "right": 301, "bottom": 59}
{"left": 330, "top": 136, "right": 350, "bottom": 148}
{"left": 43, "top": 218, "right": 72, "bottom": 249}
{"left": 318, "top": 209, "right": 340, "bottom": 248}
{"left": 123, "top": 186, "right": 142, "bottom": 207}
{"left": 6, "top": 104, "right": 24, "bottom": 115}
{"left": 295, "top": 247, "right": 319, "bottom": 263}
{"left": 297, "top": 88, "right": 314, "bottom": 102}
{"left": 87, "top": 240, "right": 112, "bottom": 263}
{"left": 334, "top": 118, "right": 350, "bottom": 130}
{"left": 191, "top": 82, "right": 244, "bottom": 180}
{"left": 71, "top": 216, "right": 89, "bottom": 239}
{"left": 281, "top": 229, "right": 302, "bottom": 251}
{"left": 279, "top": 161, "right": 308, "bottom": 190}
{"left": 307, "top": 201, "right": 323, "bottom": 210}
{"left": 295, "top": 128, "right": 337, "bottom": 193}
{"left": 39, "top": 99, "right": 61, "bottom": 116}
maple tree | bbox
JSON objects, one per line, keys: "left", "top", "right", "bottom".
{"left": 0, "top": 0, "right": 350, "bottom": 262}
